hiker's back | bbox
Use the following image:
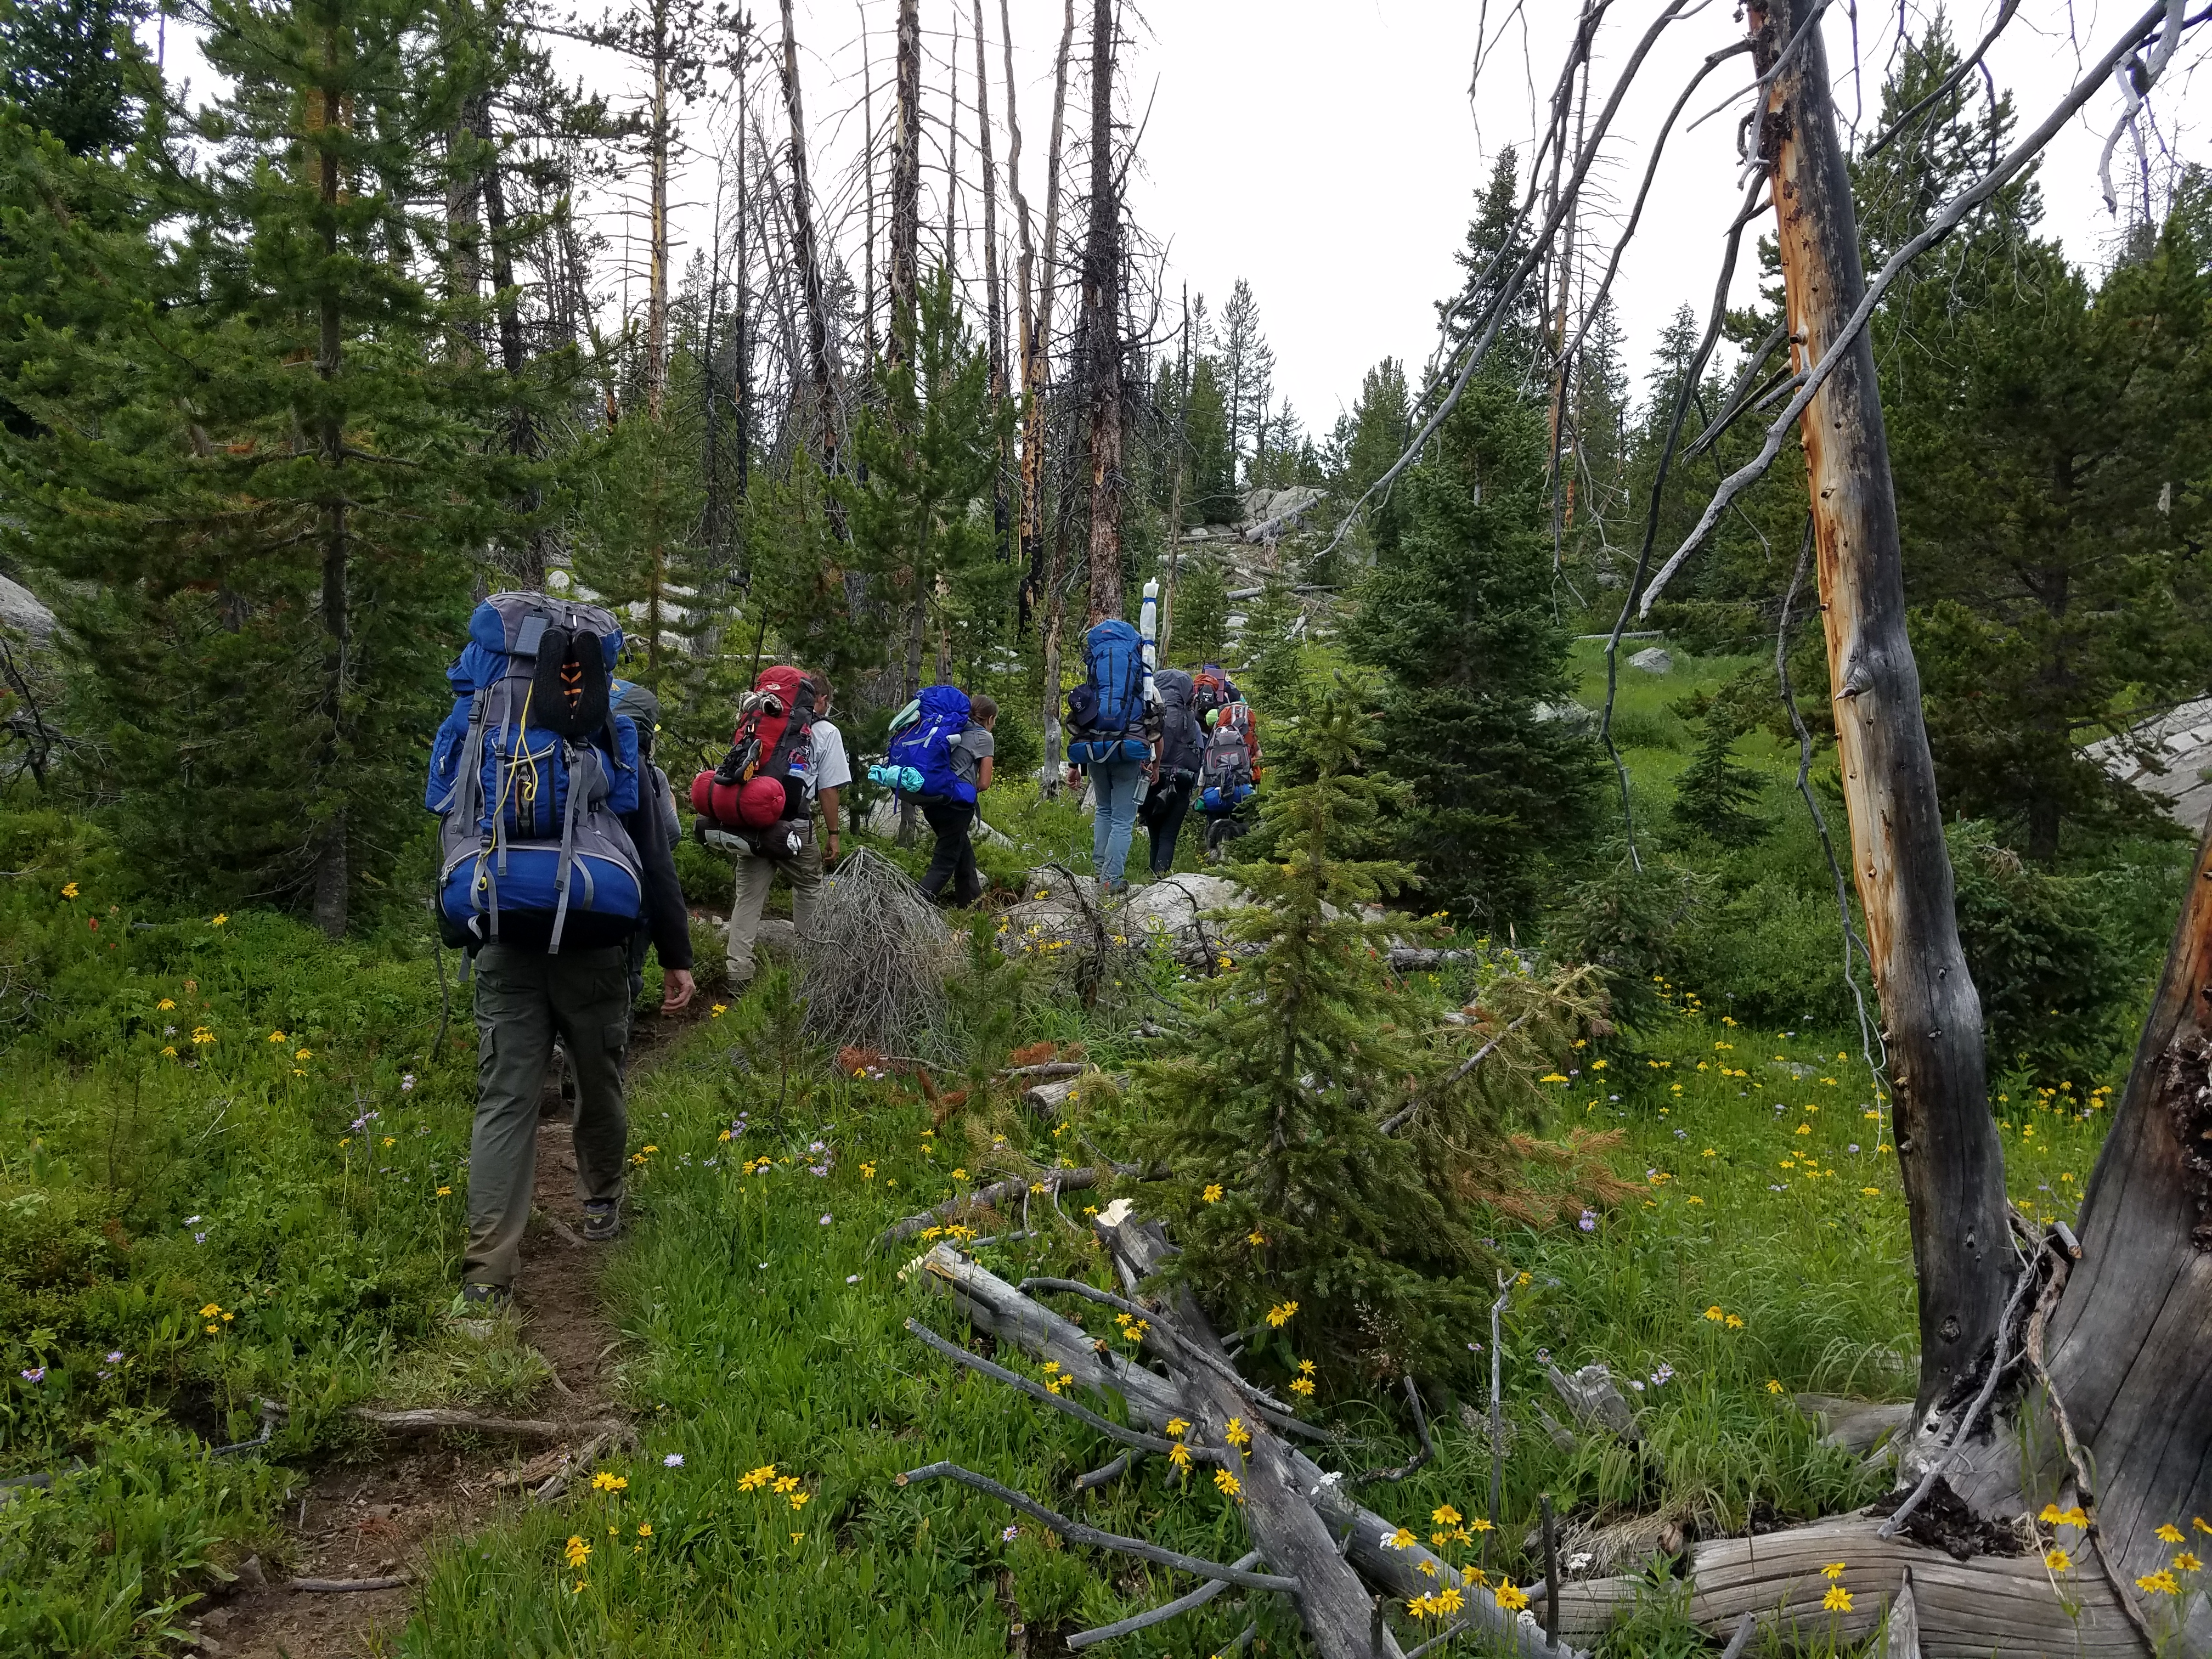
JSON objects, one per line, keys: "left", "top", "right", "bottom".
{"left": 426, "top": 593, "right": 645, "bottom": 954}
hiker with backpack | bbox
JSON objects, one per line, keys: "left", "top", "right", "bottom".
{"left": 877, "top": 687, "right": 996, "bottom": 906}
{"left": 427, "top": 594, "right": 695, "bottom": 1316}
{"left": 1136, "top": 667, "right": 1204, "bottom": 879}
{"left": 1063, "top": 618, "right": 1151, "bottom": 895}
{"left": 692, "top": 665, "right": 850, "bottom": 991}
{"left": 1199, "top": 696, "right": 1262, "bottom": 860}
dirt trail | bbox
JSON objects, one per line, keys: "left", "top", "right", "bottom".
{"left": 196, "top": 1003, "right": 709, "bottom": 1659}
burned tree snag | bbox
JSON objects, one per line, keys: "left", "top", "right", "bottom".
{"left": 1079, "top": 0, "right": 1122, "bottom": 624}
{"left": 887, "top": 0, "right": 921, "bottom": 368}
{"left": 776, "top": 0, "right": 838, "bottom": 472}
{"left": 1750, "top": 0, "right": 2009, "bottom": 1417}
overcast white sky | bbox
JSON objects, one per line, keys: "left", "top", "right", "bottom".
{"left": 153, "top": 2, "right": 2207, "bottom": 428}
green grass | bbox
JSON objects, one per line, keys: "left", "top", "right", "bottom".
{"left": 386, "top": 969, "right": 2121, "bottom": 1657}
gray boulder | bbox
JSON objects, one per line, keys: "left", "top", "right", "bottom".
{"left": 0, "top": 574, "right": 57, "bottom": 645}
{"left": 1627, "top": 645, "right": 1673, "bottom": 675}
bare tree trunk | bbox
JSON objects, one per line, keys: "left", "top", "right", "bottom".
{"left": 888, "top": 0, "right": 921, "bottom": 366}
{"left": 972, "top": 0, "right": 1009, "bottom": 563}
{"left": 644, "top": 0, "right": 671, "bottom": 421}
{"left": 857, "top": 1, "right": 875, "bottom": 373}
{"left": 1159, "top": 285, "right": 1188, "bottom": 663}
{"left": 1752, "top": 0, "right": 2008, "bottom": 1417}
{"left": 445, "top": 106, "right": 483, "bottom": 368}
{"left": 2042, "top": 804, "right": 2212, "bottom": 1646}
{"left": 1079, "top": 0, "right": 1122, "bottom": 625}
{"left": 778, "top": 0, "right": 838, "bottom": 472}
{"left": 311, "top": 38, "right": 348, "bottom": 940}
{"left": 1011, "top": 0, "right": 1073, "bottom": 635}
{"left": 472, "top": 89, "right": 550, "bottom": 590}
{"left": 1033, "top": 0, "right": 1076, "bottom": 789}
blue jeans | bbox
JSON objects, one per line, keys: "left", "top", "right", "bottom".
{"left": 1089, "top": 758, "right": 1144, "bottom": 884}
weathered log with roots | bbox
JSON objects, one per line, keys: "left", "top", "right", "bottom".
{"left": 899, "top": 1204, "right": 1584, "bottom": 1659}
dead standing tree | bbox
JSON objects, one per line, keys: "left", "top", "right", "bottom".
{"left": 1077, "top": 0, "right": 1122, "bottom": 624}
{"left": 1748, "top": 0, "right": 2010, "bottom": 1420}
{"left": 775, "top": 0, "right": 839, "bottom": 475}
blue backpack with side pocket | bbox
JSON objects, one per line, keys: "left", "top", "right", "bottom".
{"left": 1066, "top": 619, "right": 1148, "bottom": 765}
{"left": 879, "top": 684, "right": 975, "bottom": 804}
{"left": 426, "top": 594, "right": 645, "bottom": 952}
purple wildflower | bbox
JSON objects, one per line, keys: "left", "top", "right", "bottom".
{"left": 663, "top": 1453, "right": 684, "bottom": 1468}
{"left": 20, "top": 1367, "right": 44, "bottom": 1384}
{"left": 1578, "top": 1210, "right": 1598, "bottom": 1232}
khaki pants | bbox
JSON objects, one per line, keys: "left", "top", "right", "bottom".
{"left": 725, "top": 819, "right": 822, "bottom": 986}
{"left": 464, "top": 943, "right": 630, "bottom": 1291}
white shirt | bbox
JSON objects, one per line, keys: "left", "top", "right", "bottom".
{"left": 810, "top": 718, "right": 853, "bottom": 799}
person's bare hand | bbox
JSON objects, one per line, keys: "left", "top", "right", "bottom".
{"left": 661, "top": 968, "right": 696, "bottom": 1012}
{"left": 825, "top": 832, "right": 840, "bottom": 866}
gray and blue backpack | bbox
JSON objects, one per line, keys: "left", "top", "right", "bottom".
{"left": 426, "top": 593, "right": 645, "bottom": 952}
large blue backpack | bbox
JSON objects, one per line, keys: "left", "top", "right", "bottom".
{"left": 1065, "top": 619, "right": 1148, "bottom": 765}
{"left": 426, "top": 594, "right": 645, "bottom": 952}
{"left": 878, "top": 684, "right": 976, "bottom": 805}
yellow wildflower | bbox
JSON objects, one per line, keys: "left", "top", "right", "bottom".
{"left": 2137, "top": 1570, "right": 2181, "bottom": 1595}
{"left": 1432, "top": 1503, "right": 1462, "bottom": 1526}
{"left": 1164, "top": 1417, "right": 1190, "bottom": 1438}
{"left": 1265, "top": 1300, "right": 1299, "bottom": 1328}
{"left": 2157, "top": 1523, "right": 2186, "bottom": 1544}
{"left": 157, "top": 997, "right": 174, "bottom": 1010}
{"left": 1494, "top": 1583, "right": 1530, "bottom": 1612}
{"left": 2045, "top": 1548, "right": 2072, "bottom": 1572}
{"left": 1214, "top": 1469, "right": 1241, "bottom": 1499}
{"left": 1223, "top": 1418, "right": 1250, "bottom": 1448}
{"left": 1201, "top": 1183, "right": 1223, "bottom": 1203}
{"left": 563, "top": 1536, "right": 591, "bottom": 1568}
{"left": 1389, "top": 1526, "right": 1415, "bottom": 1549}
{"left": 590, "top": 1472, "right": 627, "bottom": 1493}
{"left": 1704, "top": 1306, "right": 1725, "bottom": 1322}
{"left": 1821, "top": 1562, "right": 1846, "bottom": 1581}
{"left": 737, "top": 1464, "right": 776, "bottom": 1492}
{"left": 2177, "top": 1552, "right": 2204, "bottom": 1572}
{"left": 1822, "top": 1585, "right": 1853, "bottom": 1612}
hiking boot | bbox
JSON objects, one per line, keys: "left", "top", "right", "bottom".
{"left": 582, "top": 1200, "right": 622, "bottom": 1242}
{"left": 1103, "top": 878, "right": 1130, "bottom": 897}
{"left": 448, "top": 1282, "right": 510, "bottom": 1339}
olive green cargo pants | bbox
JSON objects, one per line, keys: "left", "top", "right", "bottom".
{"left": 462, "top": 943, "right": 630, "bottom": 1291}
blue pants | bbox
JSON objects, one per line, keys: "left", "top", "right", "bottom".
{"left": 1089, "top": 758, "right": 1144, "bottom": 884}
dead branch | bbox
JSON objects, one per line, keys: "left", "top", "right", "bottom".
{"left": 895, "top": 1461, "right": 1300, "bottom": 1592}
{"left": 1066, "top": 1550, "right": 1263, "bottom": 1649}
{"left": 289, "top": 1575, "right": 410, "bottom": 1593}
{"left": 1639, "top": 0, "right": 2199, "bottom": 617}
{"left": 348, "top": 1407, "right": 629, "bottom": 1442}
{"left": 1355, "top": 1376, "right": 1435, "bottom": 1485}
{"left": 902, "top": 1317, "right": 1192, "bottom": 1458}
{"left": 876, "top": 1166, "right": 1106, "bottom": 1250}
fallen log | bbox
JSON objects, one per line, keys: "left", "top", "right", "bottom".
{"left": 1549, "top": 1512, "right": 2141, "bottom": 1656}
{"left": 903, "top": 1218, "right": 1585, "bottom": 1659}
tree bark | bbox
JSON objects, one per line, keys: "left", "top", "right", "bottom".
{"left": 471, "top": 84, "right": 550, "bottom": 590}
{"left": 1079, "top": 0, "right": 1122, "bottom": 625}
{"left": 311, "top": 33, "right": 348, "bottom": 941}
{"left": 777, "top": 0, "right": 838, "bottom": 472}
{"left": 887, "top": 0, "right": 921, "bottom": 368}
{"left": 1159, "top": 286, "right": 1188, "bottom": 663}
{"left": 1010, "top": 0, "right": 1073, "bottom": 634}
{"left": 1752, "top": 0, "right": 2008, "bottom": 1417}
{"left": 2041, "top": 806, "right": 2212, "bottom": 1650}
{"left": 644, "top": 0, "right": 671, "bottom": 421}
{"left": 972, "top": 0, "right": 1009, "bottom": 565}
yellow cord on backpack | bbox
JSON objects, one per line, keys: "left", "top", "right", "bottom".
{"left": 477, "top": 680, "right": 536, "bottom": 900}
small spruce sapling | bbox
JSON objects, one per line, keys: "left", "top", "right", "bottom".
{"left": 1670, "top": 698, "right": 1770, "bottom": 846}
{"left": 1138, "top": 687, "right": 1493, "bottom": 1382}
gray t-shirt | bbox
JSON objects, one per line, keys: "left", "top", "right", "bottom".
{"left": 951, "top": 724, "right": 995, "bottom": 787}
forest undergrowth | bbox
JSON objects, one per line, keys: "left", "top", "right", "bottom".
{"left": 0, "top": 757, "right": 2132, "bottom": 1658}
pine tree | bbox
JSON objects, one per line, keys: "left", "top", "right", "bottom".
{"left": 1333, "top": 356, "right": 1413, "bottom": 556}
{"left": 1350, "top": 375, "right": 1604, "bottom": 928}
{"left": 1439, "top": 146, "right": 1542, "bottom": 375}
{"left": 1214, "top": 276, "right": 1274, "bottom": 493}
{"left": 0, "top": 0, "right": 146, "bottom": 157}
{"left": 1181, "top": 356, "right": 1235, "bottom": 525}
{"left": 837, "top": 268, "right": 1010, "bottom": 693}
{"left": 1669, "top": 702, "right": 1768, "bottom": 845}
{"left": 1167, "top": 556, "right": 1228, "bottom": 665}
{"left": 1138, "top": 689, "right": 1489, "bottom": 1380}
{"left": 1238, "top": 573, "right": 1305, "bottom": 715}
{"left": 4, "top": 0, "right": 524, "bottom": 930}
